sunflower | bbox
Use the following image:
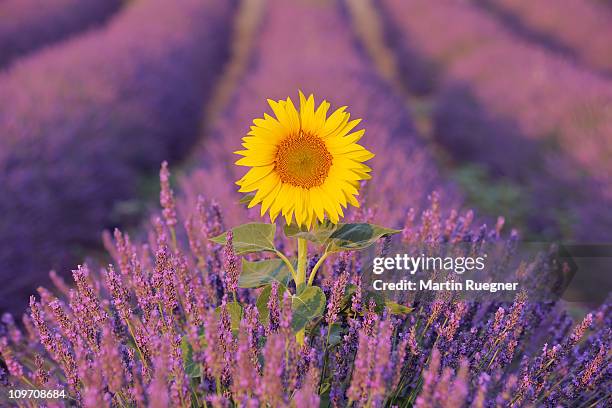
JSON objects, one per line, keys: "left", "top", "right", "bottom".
{"left": 235, "top": 91, "right": 374, "bottom": 229}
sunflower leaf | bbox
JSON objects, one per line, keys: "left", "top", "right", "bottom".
{"left": 256, "top": 283, "right": 288, "bottom": 326}
{"left": 283, "top": 221, "right": 337, "bottom": 244}
{"left": 181, "top": 335, "right": 204, "bottom": 378}
{"left": 215, "top": 301, "right": 243, "bottom": 332}
{"left": 291, "top": 286, "right": 326, "bottom": 332}
{"left": 327, "top": 323, "right": 345, "bottom": 347}
{"left": 327, "top": 223, "right": 401, "bottom": 252}
{"left": 239, "top": 258, "right": 292, "bottom": 288}
{"left": 239, "top": 193, "right": 256, "bottom": 205}
{"left": 210, "top": 223, "right": 276, "bottom": 254}
{"left": 284, "top": 220, "right": 337, "bottom": 242}
{"left": 385, "top": 301, "right": 414, "bottom": 315}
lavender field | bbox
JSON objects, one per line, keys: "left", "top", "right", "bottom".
{"left": 0, "top": 0, "right": 124, "bottom": 68}
{"left": 0, "top": 0, "right": 234, "bottom": 313}
{"left": 0, "top": 0, "right": 610, "bottom": 406}
{"left": 378, "top": 0, "right": 612, "bottom": 241}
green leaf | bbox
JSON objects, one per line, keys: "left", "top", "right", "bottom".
{"left": 327, "top": 323, "right": 345, "bottom": 347}
{"left": 215, "top": 301, "right": 243, "bottom": 332}
{"left": 256, "top": 283, "right": 287, "bottom": 326}
{"left": 341, "top": 283, "right": 357, "bottom": 301}
{"left": 239, "top": 258, "right": 292, "bottom": 288}
{"left": 181, "top": 336, "right": 202, "bottom": 378}
{"left": 283, "top": 221, "right": 337, "bottom": 244}
{"left": 292, "top": 286, "right": 326, "bottom": 332}
{"left": 363, "top": 290, "right": 386, "bottom": 314}
{"left": 385, "top": 301, "right": 414, "bottom": 315}
{"left": 210, "top": 223, "right": 277, "bottom": 254}
{"left": 295, "top": 281, "right": 307, "bottom": 296}
{"left": 328, "top": 223, "right": 401, "bottom": 252}
{"left": 239, "top": 193, "right": 256, "bottom": 205}
{"left": 319, "top": 382, "right": 331, "bottom": 407}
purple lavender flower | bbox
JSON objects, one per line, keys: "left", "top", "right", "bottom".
{"left": 147, "top": 341, "right": 171, "bottom": 408}
{"left": 326, "top": 271, "right": 349, "bottom": 326}
{"left": 105, "top": 265, "right": 131, "bottom": 322}
{"left": 160, "top": 161, "right": 178, "bottom": 229}
{"left": 415, "top": 348, "right": 441, "bottom": 408}
{"left": 203, "top": 309, "right": 223, "bottom": 382}
{"left": 267, "top": 281, "right": 281, "bottom": 335}
{"left": 222, "top": 231, "right": 241, "bottom": 294}
{"left": 293, "top": 366, "right": 320, "bottom": 408}
{"left": 99, "top": 327, "right": 125, "bottom": 394}
{"left": 347, "top": 331, "right": 373, "bottom": 404}
{"left": 0, "top": 337, "right": 24, "bottom": 378}
{"left": 351, "top": 276, "right": 363, "bottom": 315}
{"left": 232, "top": 319, "right": 260, "bottom": 400}
{"left": 259, "top": 333, "right": 285, "bottom": 406}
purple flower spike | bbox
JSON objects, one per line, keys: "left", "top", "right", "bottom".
{"left": 222, "top": 231, "right": 241, "bottom": 294}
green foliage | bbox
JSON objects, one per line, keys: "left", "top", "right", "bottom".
{"left": 327, "top": 223, "right": 401, "bottom": 252}
{"left": 216, "top": 219, "right": 400, "bottom": 337}
{"left": 385, "top": 300, "right": 414, "bottom": 315}
{"left": 210, "top": 223, "right": 277, "bottom": 254}
{"left": 284, "top": 221, "right": 400, "bottom": 252}
{"left": 452, "top": 164, "right": 527, "bottom": 229}
{"left": 239, "top": 192, "right": 256, "bottom": 205}
{"left": 181, "top": 335, "right": 202, "bottom": 378}
{"left": 255, "top": 283, "right": 287, "bottom": 326}
{"left": 216, "top": 301, "right": 243, "bottom": 332}
{"left": 291, "top": 286, "right": 326, "bottom": 332}
{"left": 283, "top": 221, "right": 337, "bottom": 244}
{"left": 239, "top": 259, "right": 292, "bottom": 288}
{"left": 327, "top": 323, "right": 345, "bottom": 347}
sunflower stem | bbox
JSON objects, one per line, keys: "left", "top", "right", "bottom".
{"left": 295, "top": 238, "right": 308, "bottom": 287}
{"left": 307, "top": 250, "right": 329, "bottom": 286}
{"left": 275, "top": 249, "right": 297, "bottom": 283}
{"left": 295, "top": 237, "right": 308, "bottom": 345}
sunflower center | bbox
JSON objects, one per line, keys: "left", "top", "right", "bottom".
{"left": 275, "top": 131, "right": 333, "bottom": 188}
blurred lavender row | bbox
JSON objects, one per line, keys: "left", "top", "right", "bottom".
{"left": 180, "top": 0, "right": 460, "bottom": 230}
{"left": 477, "top": 0, "right": 612, "bottom": 76}
{"left": 0, "top": 0, "right": 235, "bottom": 314}
{"left": 378, "top": 0, "right": 612, "bottom": 240}
{"left": 0, "top": 0, "right": 123, "bottom": 68}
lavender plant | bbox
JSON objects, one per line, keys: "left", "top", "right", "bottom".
{"left": 0, "top": 165, "right": 608, "bottom": 407}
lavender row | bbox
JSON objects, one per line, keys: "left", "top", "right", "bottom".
{"left": 0, "top": 0, "right": 123, "bottom": 68}
{"left": 379, "top": 0, "right": 612, "bottom": 240}
{"left": 179, "top": 0, "right": 459, "bottom": 231}
{"left": 478, "top": 0, "right": 612, "bottom": 76}
{"left": 0, "top": 0, "right": 234, "bottom": 314}
{"left": 0, "top": 167, "right": 608, "bottom": 406}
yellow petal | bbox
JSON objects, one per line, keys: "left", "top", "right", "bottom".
{"left": 235, "top": 153, "right": 275, "bottom": 166}
{"left": 247, "top": 174, "right": 281, "bottom": 207}
{"left": 268, "top": 99, "right": 294, "bottom": 134}
{"left": 299, "top": 91, "right": 316, "bottom": 133}
{"left": 237, "top": 165, "right": 275, "bottom": 190}
{"left": 283, "top": 97, "right": 301, "bottom": 134}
